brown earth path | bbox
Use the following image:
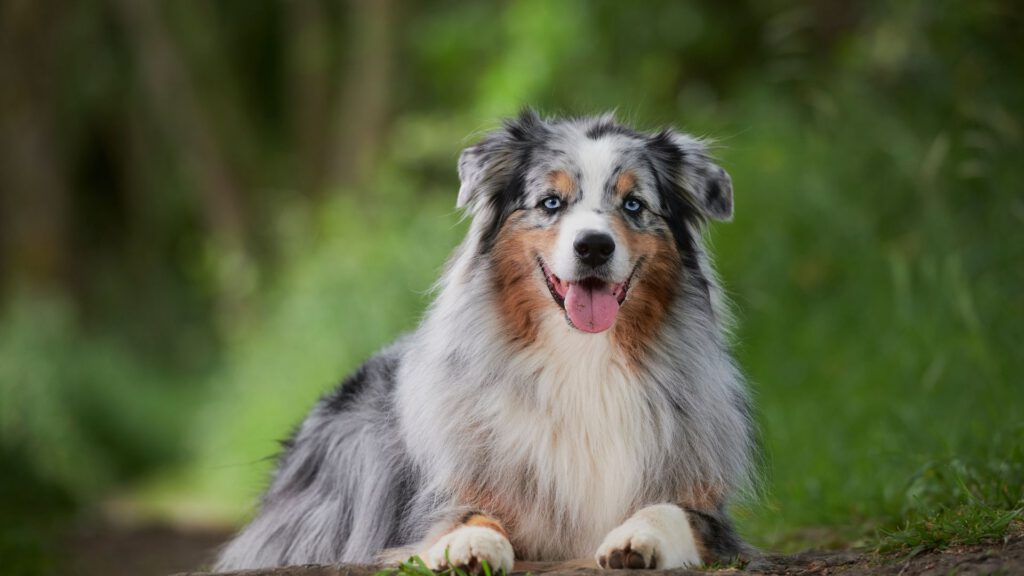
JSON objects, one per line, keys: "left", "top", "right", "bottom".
{"left": 173, "top": 531, "right": 1024, "bottom": 576}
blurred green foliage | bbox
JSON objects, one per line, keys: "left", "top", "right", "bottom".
{"left": 1, "top": 0, "right": 1022, "bottom": 571}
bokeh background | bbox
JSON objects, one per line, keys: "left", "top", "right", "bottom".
{"left": 1, "top": 1, "right": 1022, "bottom": 575}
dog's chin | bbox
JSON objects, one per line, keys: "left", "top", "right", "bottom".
{"left": 539, "top": 259, "right": 635, "bottom": 334}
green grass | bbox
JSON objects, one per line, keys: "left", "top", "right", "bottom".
{"left": 375, "top": 555, "right": 502, "bottom": 576}
{"left": 880, "top": 507, "right": 1021, "bottom": 554}
{"left": 875, "top": 432, "right": 1024, "bottom": 553}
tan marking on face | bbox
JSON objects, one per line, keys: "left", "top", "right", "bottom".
{"left": 615, "top": 170, "right": 637, "bottom": 198}
{"left": 548, "top": 170, "right": 577, "bottom": 200}
{"left": 492, "top": 214, "right": 559, "bottom": 347}
{"left": 610, "top": 218, "right": 680, "bottom": 365}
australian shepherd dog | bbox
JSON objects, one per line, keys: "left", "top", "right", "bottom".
{"left": 216, "top": 110, "right": 754, "bottom": 572}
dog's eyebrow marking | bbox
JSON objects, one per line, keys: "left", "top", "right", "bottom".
{"left": 615, "top": 170, "right": 637, "bottom": 198}
{"left": 548, "top": 170, "right": 577, "bottom": 200}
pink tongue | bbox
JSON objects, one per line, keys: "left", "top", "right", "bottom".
{"left": 564, "top": 282, "right": 620, "bottom": 333}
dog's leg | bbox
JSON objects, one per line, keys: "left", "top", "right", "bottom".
{"left": 596, "top": 503, "right": 743, "bottom": 569}
{"left": 681, "top": 505, "right": 747, "bottom": 564}
{"left": 595, "top": 504, "right": 700, "bottom": 569}
{"left": 422, "top": 512, "right": 515, "bottom": 575}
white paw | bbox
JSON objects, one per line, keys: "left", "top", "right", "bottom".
{"left": 425, "top": 525, "right": 515, "bottom": 574}
{"left": 595, "top": 504, "right": 701, "bottom": 570}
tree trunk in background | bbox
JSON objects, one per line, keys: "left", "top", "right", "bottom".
{"left": 290, "top": 0, "right": 333, "bottom": 199}
{"left": 108, "top": 0, "right": 249, "bottom": 258}
{"left": 0, "top": 2, "right": 72, "bottom": 296}
{"left": 327, "top": 0, "right": 395, "bottom": 191}
{"left": 109, "top": 0, "right": 255, "bottom": 327}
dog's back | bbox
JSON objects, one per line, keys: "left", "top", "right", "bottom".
{"left": 216, "top": 347, "right": 417, "bottom": 568}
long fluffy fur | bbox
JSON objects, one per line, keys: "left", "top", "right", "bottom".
{"left": 216, "top": 111, "right": 754, "bottom": 570}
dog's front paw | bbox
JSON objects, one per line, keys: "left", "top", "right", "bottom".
{"left": 595, "top": 504, "right": 701, "bottom": 570}
{"left": 425, "top": 526, "right": 514, "bottom": 575}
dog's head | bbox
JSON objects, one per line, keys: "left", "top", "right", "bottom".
{"left": 457, "top": 110, "right": 732, "bottom": 347}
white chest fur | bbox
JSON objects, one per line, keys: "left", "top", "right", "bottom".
{"left": 398, "top": 286, "right": 674, "bottom": 560}
{"left": 482, "top": 318, "right": 663, "bottom": 558}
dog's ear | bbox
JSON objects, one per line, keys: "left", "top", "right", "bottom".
{"left": 457, "top": 108, "right": 547, "bottom": 212}
{"left": 646, "top": 129, "right": 733, "bottom": 222}
{"left": 456, "top": 140, "right": 492, "bottom": 210}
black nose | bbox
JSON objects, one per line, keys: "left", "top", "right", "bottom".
{"left": 574, "top": 232, "right": 615, "bottom": 267}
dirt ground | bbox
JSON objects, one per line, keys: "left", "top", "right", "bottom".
{"left": 64, "top": 521, "right": 227, "bottom": 576}
{"left": 65, "top": 522, "right": 1024, "bottom": 576}
{"left": 739, "top": 533, "right": 1024, "bottom": 575}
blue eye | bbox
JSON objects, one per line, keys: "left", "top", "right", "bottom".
{"left": 623, "top": 198, "right": 643, "bottom": 214}
{"left": 541, "top": 196, "right": 562, "bottom": 212}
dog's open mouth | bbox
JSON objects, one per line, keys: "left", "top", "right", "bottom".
{"left": 540, "top": 259, "right": 634, "bottom": 334}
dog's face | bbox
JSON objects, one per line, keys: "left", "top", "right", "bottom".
{"left": 457, "top": 111, "right": 733, "bottom": 348}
